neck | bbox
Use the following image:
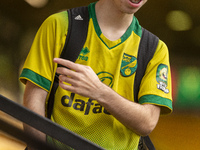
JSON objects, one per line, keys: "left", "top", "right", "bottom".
{"left": 95, "top": 0, "right": 134, "bottom": 41}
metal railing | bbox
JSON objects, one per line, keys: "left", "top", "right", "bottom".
{"left": 0, "top": 94, "right": 104, "bottom": 150}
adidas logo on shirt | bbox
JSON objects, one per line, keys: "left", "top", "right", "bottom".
{"left": 75, "top": 15, "right": 83, "bottom": 20}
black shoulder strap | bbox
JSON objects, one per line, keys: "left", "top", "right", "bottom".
{"left": 135, "top": 28, "right": 159, "bottom": 150}
{"left": 47, "top": 6, "right": 89, "bottom": 118}
{"left": 134, "top": 27, "right": 159, "bottom": 103}
{"left": 60, "top": 6, "right": 89, "bottom": 62}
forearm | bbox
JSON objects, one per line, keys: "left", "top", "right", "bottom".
{"left": 54, "top": 58, "right": 161, "bottom": 136}
{"left": 23, "top": 81, "right": 47, "bottom": 142}
{"left": 96, "top": 83, "right": 161, "bottom": 136}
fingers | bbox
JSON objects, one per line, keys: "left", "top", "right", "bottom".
{"left": 53, "top": 58, "right": 102, "bottom": 99}
{"left": 59, "top": 74, "right": 77, "bottom": 86}
{"left": 53, "top": 58, "right": 83, "bottom": 93}
{"left": 54, "top": 57, "right": 93, "bottom": 79}
{"left": 54, "top": 58, "right": 79, "bottom": 79}
{"left": 53, "top": 58, "right": 82, "bottom": 72}
{"left": 56, "top": 67, "right": 78, "bottom": 79}
{"left": 58, "top": 79, "right": 76, "bottom": 92}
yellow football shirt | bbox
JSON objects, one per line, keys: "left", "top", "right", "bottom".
{"left": 20, "top": 2, "right": 173, "bottom": 150}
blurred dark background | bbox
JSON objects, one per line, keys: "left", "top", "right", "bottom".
{"left": 0, "top": 0, "right": 200, "bottom": 149}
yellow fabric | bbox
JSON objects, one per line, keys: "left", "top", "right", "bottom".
{"left": 139, "top": 40, "right": 173, "bottom": 114}
{"left": 20, "top": 11, "right": 68, "bottom": 92}
{"left": 19, "top": 2, "right": 172, "bottom": 150}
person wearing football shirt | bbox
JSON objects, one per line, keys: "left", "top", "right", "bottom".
{"left": 20, "top": 0, "right": 173, "bottom": 149}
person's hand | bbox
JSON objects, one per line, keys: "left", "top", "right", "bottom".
{"left": 53, "top": 58, "right": 104, "bottom": 100}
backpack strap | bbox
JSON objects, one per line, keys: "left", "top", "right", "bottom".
{"left": 134, "top": 27, "right": 159, "bottom": 103}
{"left": 47, "top": 6, "right": 89, "bottom": 118}
{"left": 60, "top": 6, "right": 89, "bottom": 62}
{"left": 135, "top": 28, "right": 159, "bottom": 150}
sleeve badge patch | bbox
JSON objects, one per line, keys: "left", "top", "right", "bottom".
{"left": 156, "top": 64, "right": 169, "bottom": 93}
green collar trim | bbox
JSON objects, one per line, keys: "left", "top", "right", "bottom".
{"left": 88, "top": 2, "right": 142, "bottom": 49}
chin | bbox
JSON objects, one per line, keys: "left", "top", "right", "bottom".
{"left": 122, "top": 8, "right": 140, "bottom": 15}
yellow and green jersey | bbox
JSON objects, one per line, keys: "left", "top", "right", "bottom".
{"left": 20, "top": 2, "right": 173, "bottom": 150}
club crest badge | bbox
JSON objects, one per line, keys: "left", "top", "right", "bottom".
{"left": 156, "top": 64, "right": 169, "bottom": 93}
{"left": 120, "top": 53, "right": 137, "bottom": 77}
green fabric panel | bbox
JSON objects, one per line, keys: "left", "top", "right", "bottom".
{"left": 139, "top": 95, "right": 173, "bottom": 114}
{"left": 20, "top": 68, "right": 51, "bottom": 91}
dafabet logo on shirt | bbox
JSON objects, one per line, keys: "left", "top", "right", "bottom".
{"left": 120, "top": 53, "right": 137, "bottom": 77}
{"left": 60, "top": 72, "right": 113, "bottom": 115}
